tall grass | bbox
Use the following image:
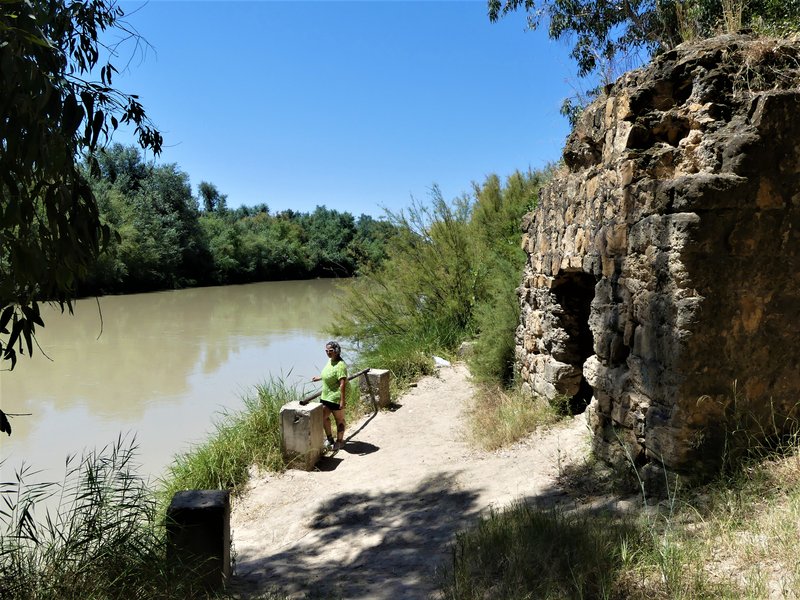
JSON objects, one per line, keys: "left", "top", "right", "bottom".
{"left": 161, "top": 374, "right": 374, "bottom": 505}
{"left": 0, "top": 438, "right": 204, "bottom": 599}
{"left": 438, "top": 503, "right": 643, "bottom": 599}
{"left": 439, "top": 397, "right": 800, "bottom": 599}
{"left": 1, "top": 374, "right": 375, "bottom": 598}
{"left": 160, "top": 378, "right": 303, "bottom": 509}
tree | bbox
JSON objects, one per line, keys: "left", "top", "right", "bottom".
{"left": 198, "top": 181, "right": 228, "bottom": 213}
{"left": 0, "top": 0, "right": 162, "bottom": 432}
{"left": 301, "top": 206, "right": 358, "bottom": 276}
{"left": 489, "top": 0, "right": 800, "bottom": 83}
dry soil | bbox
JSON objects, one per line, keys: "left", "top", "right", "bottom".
{"left": 230, "top": 363, "right": 591, "bottom": 600}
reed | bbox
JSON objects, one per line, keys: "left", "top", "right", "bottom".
{"left": 0, "top": 437, "right": 206, "bottom": 599}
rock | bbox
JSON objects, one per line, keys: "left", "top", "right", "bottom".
{"left": 432, "top": 356, "right": 451, "bottom": 368}
{"left": 515, "top": 34, "right": 800, "bottom": 484}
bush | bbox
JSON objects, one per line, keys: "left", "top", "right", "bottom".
{"left": 333, "top": 169, "right": 550, "bottom": 390}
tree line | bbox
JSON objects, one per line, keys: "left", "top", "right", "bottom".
{"left": 80, "top": 144, "right": 397, "bottom": 295}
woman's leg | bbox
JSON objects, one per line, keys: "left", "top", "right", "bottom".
{"left": 332, "top": 408, "right": 346, "bottom": 448}
{"left": 322, "top": 406, "right": 334, "bottom": 444}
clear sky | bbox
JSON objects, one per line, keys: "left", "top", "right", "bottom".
{"left": 111, "top": 0, "right": 581, "bottom": 218}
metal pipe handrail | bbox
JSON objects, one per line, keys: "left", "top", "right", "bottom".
{"left": 299, "top": 367, "right": 372, "bottom": 404}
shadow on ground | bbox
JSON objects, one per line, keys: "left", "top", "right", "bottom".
{"left": 231, "top": 472, "right": 480, "bottom": 599}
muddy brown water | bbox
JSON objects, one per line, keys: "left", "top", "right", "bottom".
{"left": 0, "top": 279, "right": 347, "bottom": 485}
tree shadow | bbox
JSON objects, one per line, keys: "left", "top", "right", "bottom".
{"left": 231, "top": 472, "right": 479, "bottom": 599}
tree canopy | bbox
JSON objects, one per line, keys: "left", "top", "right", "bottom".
{"left": 84, "top": 146, "right": 397, "bottom": 292}
{"left": 0, "top": 0, "right": 162, "bottom": 431}
{"left": 488, "top": 0, "right": 800, "bottom": 80}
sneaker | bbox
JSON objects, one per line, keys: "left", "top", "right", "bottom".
{"left": 333, "top": 440, "right": 344, "bottom": 452}
{"left": 324, "top": 439, "right": 335, "bottom": 452}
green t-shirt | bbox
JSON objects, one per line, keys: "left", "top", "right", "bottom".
{"left": 320, "top": 359, "right": 348, "bottom": 404}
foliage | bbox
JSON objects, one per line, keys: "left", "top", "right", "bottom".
{"left": 439, "top": 401, "right": 800, "bottom": 599}
{"left": 438, "top": 503, "right": 643, "bottom": 599}
{"left": 84, "top": 146, "right": 211, "bottom": 292}
{"left": 160, "top": 379, "right": 292, "bottom": 505}
{"left": 0, "top": 0, "right": 162, "bottom": 371}
{"left": 160, "top": 373, "right": 373, "bottom": 509}
{"left": 78, "top": 145, "right": 398, "bottom": 294}
{"left": 488, "top": 0, "right": 800, "bottom": 120}
{"left": 198, "top": 180, "right": 228, "bottom": 213}
{"left": 331, "top": 185, "right": 477, "bottom": 385}
{"left": 299, "top": 206, "right": 358, "bottom": 276}
{"left": 469, "top": 384, "right": 560, "bottom": 450}
{"left": 467, "top": 170, "right": 548, "bottom": 385}
{"left": 332, "top": 170, "right": 547, "bottom": 388}
{"left": 0, "top": 439, "right": 207, "bottom": 599}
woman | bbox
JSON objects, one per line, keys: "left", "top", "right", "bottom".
{"left": 311, "top": 341, "right": 348, "bottom": 452}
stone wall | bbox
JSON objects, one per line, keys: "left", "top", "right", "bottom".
{"left": 516, "top": 35, "right": 800, "bottom": 486}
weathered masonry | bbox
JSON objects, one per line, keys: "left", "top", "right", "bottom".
{"left": 516, "top": 34, "right": 800, "bottom": 487}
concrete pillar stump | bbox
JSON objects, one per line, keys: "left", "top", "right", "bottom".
{"left": 166, "top": 489, "right": 230, "bottom": 591}
{"left": 364, "top": 368, "right": 391, "bottom": 408}
{"left": 280, "top": 401, "right": 324, "bottom": 470}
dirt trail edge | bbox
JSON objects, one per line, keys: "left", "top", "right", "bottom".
{"left": 230, "top": 363, "right": 591, "bottom": 600}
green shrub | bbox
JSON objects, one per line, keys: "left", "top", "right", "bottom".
{"left": 333, "top": 169, "right": 551, "bottom": 389}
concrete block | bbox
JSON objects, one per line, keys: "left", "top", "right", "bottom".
{"left": 365, "top": 368, "right": 391, "bottom": 408}
{"left": 280, "top": 401, "right": 324, "bottom": 470}
{"left": 166, "top": 489, "right": 231, "bottom": 592}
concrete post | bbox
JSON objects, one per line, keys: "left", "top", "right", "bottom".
{"left": 280, "top": 401, "right": 324, "bottom": 470}
{"left": 166, "top": 489, "right": 231, "bottom": 592}
{"left": 365, "top": 368, "right": 391, "bottom": 408}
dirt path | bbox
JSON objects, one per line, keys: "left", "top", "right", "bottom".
{"left": 230, "top": 364, "right": 591, "bottom": 600}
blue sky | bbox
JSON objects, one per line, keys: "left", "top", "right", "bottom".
{"left": 112, "top": 0, "right": 581, "bottom": 218}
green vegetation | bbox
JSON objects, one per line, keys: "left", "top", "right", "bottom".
{"left": 332, "top": 169, "right": 548, "bottom": 389}
{"left": 0, "top": 440, "right": 204, "bottom": 599}
{"left": 438, "top": 503, "right": 642, "bottom": 599}
{"left": 489, "top": 0, "right": 800, "bottom": 80}
{"left": 0, "top": 0, "right": 162, "bottom": 372}
{"left": 438, "top": 437, "right": 800, "bottom": 599}
{"left": 1, "top": 375, "right": 374, "bottom": 598}
{"left": 161, "top": 374, "right": 372, "bottom": 508}
{"left": 470, "top": 385, "right": 561, "bottom": 451}
{"left": 159, "top": 379, "right": 293, "bottom": 506}
{"left": 83, "top": 144, "right": 397, "bottom": 296}
{"left": 489, "top": 0, "right": 800, "bottom": 123}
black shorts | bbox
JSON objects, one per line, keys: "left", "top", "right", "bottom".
{"left": 321, "top": 400, "right": 342, "bottom": 411}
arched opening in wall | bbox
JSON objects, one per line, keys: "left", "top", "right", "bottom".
{"left": 552, "top": 270, "right": 596, "bottom": 414}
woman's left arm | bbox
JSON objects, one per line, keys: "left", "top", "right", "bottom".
{"left": 339, "top": 377, "right": 347, "bottom": 409}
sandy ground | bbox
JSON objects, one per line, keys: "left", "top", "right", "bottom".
{"left": 229, "top": 363, "right": 592, "bottom": 600}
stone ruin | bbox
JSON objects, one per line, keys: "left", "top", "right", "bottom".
{"left": 516, "top": 34, "right": 800, "bottom": 488}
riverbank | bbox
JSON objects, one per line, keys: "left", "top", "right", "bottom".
{"left": 229, "top": 363, "right": 590, "bottom": 599}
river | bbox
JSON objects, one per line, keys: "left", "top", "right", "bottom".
{"left": 0, "top": 279, "right": 347, "bottom": 486}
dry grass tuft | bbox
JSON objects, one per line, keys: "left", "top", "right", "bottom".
{"left": 469, "top": 384, "right": 560, "bottom": 451}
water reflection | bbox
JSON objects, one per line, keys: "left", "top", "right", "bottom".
{"left": 0, "top": 279, "right": 348, "bottom": 483}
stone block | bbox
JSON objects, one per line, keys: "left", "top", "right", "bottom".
{"left": 166, "top": 489, "right": 231, "bottom": 591}
{"left": 280, "top": 401, "right": 324, "bottom": 470}
{"left": 362, "top": 368, "right": 391, "bottom": 408}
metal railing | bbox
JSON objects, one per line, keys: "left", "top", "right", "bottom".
{"left": 299, "top": 368, "right": 375, "bottom": 408}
